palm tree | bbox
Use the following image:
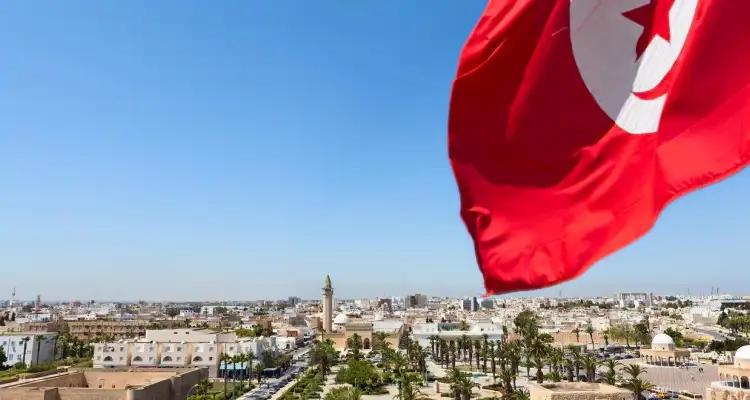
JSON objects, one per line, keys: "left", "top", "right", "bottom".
{"left": 459, "top": 335, "right": 469, "bottom": 362}
{"left": 603, "top": 328, "right": 610, "bottom": 347}
{"left": 21, "top": 337, "right": 30, "bottom": 368}
{"left": 488, "top": 342, "right": 497, "bottom": 381}
{"left": 585, "top": 325, "right": 595, "bottom": 349}
{"left": 467, "top": 340, "right": 474, "bottom": 368}
{"left": 601, "top": 359, "right": 620, "bottom": 385}
{"left": 529, "top": 336, "right": 548, "bottom": 383}
{"left": 581, "top": 353, "right": 598, "bottom": 382}
{"left": 254, "top": 363, "right": 264, "bottom": 384}
{"left": 245, "top": 350, "right": 255, "bottom": 387}
{"left": 391, "top": 351, "right": 409, "bottom": 399}
{"left": 195, "top": 379, "right": 213, "bottom": 396}
{"left": 428, "top": 335, "right": 438, "bottom": 358}
{"left": 373, "top": 331, "right": 390, "bottom": 352}
{"left": 474, "top": 341, "right": 481, "bottom": 370}
{"left": 220, "top": 352, "right": 231, "bottom": 398}
{"left": 482, "top": 334, "right": 489, "bottom": 373}
{"left": 346, "top": 333, "right": 364, "bottom": 359}
{"left": 572, "top": 327, "right": 581, "bottom": 343}
{"left": 622, "top": 364, "right": 654, "bottom": 400}
{"left": 459, "top": 320, "right": 470, "bottom": 331}
{"left": 449, "top": 341, "right": 457, "bottom": 369}
{"left": 547, "top": 347, "right": 564, "bottom": 382}
{"left": 34, "top": 335, "right": 44, "bottom": 366}
{"left": 395, "top": 373, "right": 430, "bottom": 400}
{"left": 231, "top": 354, "right": 242, "bottom": 398}
{"left": 447, "top": 368, "right": 478, "bottom": 400}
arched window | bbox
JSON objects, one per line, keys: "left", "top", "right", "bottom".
{"left": 193, "top": 356, "right": 203, "bottom": 362}
{"left": 133, "top": 356, "right": 143, "bottom": 362}
{"left": 363, "top": 338, "right": 371, "bottom": 350}
{"left": 103, "top": 356, "right": 113, "bottom": 362}
{"left": 163, "top": 356, "right": 173, "bottom": 362}
{"left": 742, "top": 376, "right": 749, "bottom": 389}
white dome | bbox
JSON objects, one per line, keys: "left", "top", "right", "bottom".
{"left": 652, "top": 333, "right": 675, "bottom": 346}
{"left": 333, "top": 313, "right": 349, "bottom": 325}
{"left": 735, "top": 346, "right": 750, "bottom": 363}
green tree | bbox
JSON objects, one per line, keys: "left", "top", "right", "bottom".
{"left": 601, "top": 359, "right": 620, "bottom": 385}
{"left": 622, "top": 364, "right": 654, "bottom": 400}
{"left": 0, "top": 346, "right": 7, "bottom": 366}
{"left": 585, "top": 324, "right": 595, "bottom": 348}
{"left": 447, "top": 368, "right": 478, "bottom": 400}
{"left": 325, "top": 387, "right": 363, "bottom": 400}
{"left": 346, "top": 333, "right": 364, "bottom": 360}
{"left": 21, "top": 337, "right": 30, "bottom": 368}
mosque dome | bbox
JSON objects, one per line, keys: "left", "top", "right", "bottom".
{"left": 652, "top": 333, "right": 675, "bottom": 350}
{"left": 333, "top": 313, "right": 349, "bottom": 325}
{"left": 735, "top": 345, "right": 750, "bottom": 368}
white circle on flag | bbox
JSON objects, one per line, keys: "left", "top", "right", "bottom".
{"left": 569, "top": 0, "right": 698, "bottom": 134}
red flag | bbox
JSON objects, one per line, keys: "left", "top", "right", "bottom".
{"left": 449, "top": 0, "right": 750, "bottom": 294}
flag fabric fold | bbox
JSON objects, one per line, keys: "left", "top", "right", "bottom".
{"left": 449, "top": 0, "right": 750, "bottom": 294}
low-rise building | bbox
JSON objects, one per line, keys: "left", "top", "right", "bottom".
{"left": 0, "top": 332, "right": 58, "bottom": 368}
{"left": 93, "top": 328, "right": 281, "bottom": 377}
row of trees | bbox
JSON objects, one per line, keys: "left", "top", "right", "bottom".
{"left": 428, "top": 311, "right": 654, "bottom": 400}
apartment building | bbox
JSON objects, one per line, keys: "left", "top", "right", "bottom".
{"left": 67, "top": 320, "right": 149, "bottom": 341}
{"left": 0, "top": 332, "right": 58, "bottom": 367}
{"left": 93, "top": 328, "right": 280, "bottom": 377}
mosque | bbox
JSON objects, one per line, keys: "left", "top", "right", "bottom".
{"left": 640, "top": 333, "right": 692, "bottom": 366}
{"left": 319, "top": 275, "right": 403, "bottom": 351}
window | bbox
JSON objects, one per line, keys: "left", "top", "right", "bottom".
{"left": 149, "top": 357, "right": 153, "bottom": 361}
{"left": 119, "top": 357, "right": 123, "bottom": 361}
{"left": 209, "top": 357, "right": 213, "bottom": 361}
{"left": 133, "top": 356, "right": 143, "bottom": 362}
{"left": 176, "top": 346, "right": 182, "bottom": 351}
{"left": 176, "top": 356, "right": 181, "bottom": 361}
{"left": 119, "top": 347, "right": 124, "bottom": 351}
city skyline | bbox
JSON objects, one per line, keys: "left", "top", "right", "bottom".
{"left": 1, "top": 1, "right": 749, "bottom": 300}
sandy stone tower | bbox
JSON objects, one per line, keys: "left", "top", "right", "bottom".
{"left": 322, "top": 275, "right": 333, "bottom": 332}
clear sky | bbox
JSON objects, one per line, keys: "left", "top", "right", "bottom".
{"left": 1, "top": 1, "right": 748, "bottom": 302}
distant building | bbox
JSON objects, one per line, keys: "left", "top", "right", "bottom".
{"left": 288, "top": 296, "right": 301, "bottom": 307}
{"left": 404, "top": 294, "right": 427, "bottom": 308}
{"left": 481, "top": 298, "right": 494, "bottom": 309}
{"left": 67, "top": 320, "right": 150, "bottom": 342}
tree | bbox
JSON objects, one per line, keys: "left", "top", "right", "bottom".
{"left": 447, "top": 368, "right": 478, "bottom": 400}
{"left": 310, "top": 339, "right": 338, "bottom": 374}
{"left": 336, "top": 359, "right": 382, "bottom": 392}
{"left": 325, "top": 387, "right": 363, "bottom": 400}
{"left": 395, "top": 373, "right": 430, "bottom": 400}
{"left": 21, "top": 337, "right": 30, "bottom": 368}
{"left": 346, "top": 333, "right": 364, "bottom": 360}
{"left": 165, "top": 308, "right": 180, "bottom": 319}
{"left": 585, "top": 324, "right": 595, "bottom": 348}
{"left": 372, "top": 331, "right": 390, "bottom": 352}
{"left": 220, "top": 352, "right": 231, "bottom": 398}
{"left": 572, "top": 327, "right": 581, "bottom": 343}
{"left": 254, "top": 363, "right": 264, "bottom": 384}
{"left": 34, "top": 335, "right": 44, "bottom": 366}
{"left": 581, "top": 353, "right": 598, "bottom": 382}
{"left": 622, "top": 364, "right": 654, "bottom": 400}
{"left": 601, "top": 359, "right": 620, "bottom": 385}
{"left": 0, "top": 346, "right": 7, "bottom": 366}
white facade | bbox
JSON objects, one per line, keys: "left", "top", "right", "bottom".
{"left": 92, "top": 329, "right": 281, "bottom": 377}
{"left": 0, "top": 333, "right": 57, "bottom": 367}
{"left": 94, "top": 342, "right": 130, "bottom": 368}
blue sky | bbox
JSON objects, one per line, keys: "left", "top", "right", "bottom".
{"left": 1, "top": 1, "right": 748, "bottom": 302}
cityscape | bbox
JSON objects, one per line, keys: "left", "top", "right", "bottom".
{"left": 0, "top": 276, "right": 749, "bottom": 400}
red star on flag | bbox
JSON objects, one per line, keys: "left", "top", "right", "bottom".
{"left": 623, "top": 0, "right": 675, "bottom": 58}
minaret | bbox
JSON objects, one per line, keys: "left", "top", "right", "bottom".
{"left": 322, "top": 275, "right": 333, "bottom": 332}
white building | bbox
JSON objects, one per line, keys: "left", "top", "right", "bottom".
{"left": 93, "top": 329, "right": 282, "bottom": 377}
{"left": 0, "top": 333, "right": 58, "bottom": 367}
